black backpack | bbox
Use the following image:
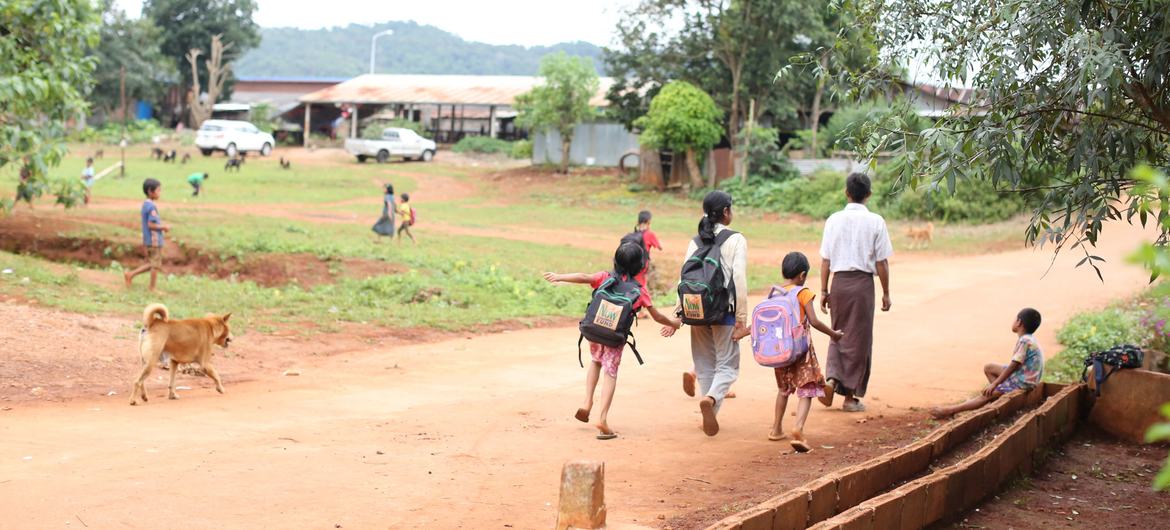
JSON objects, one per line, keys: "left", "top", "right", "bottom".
{"left": 578, "top": 272, "right": 644, "bottom": 367}
{"left": 619, "top": 231, "right": 648, "bottom": 270}
{"left": 1082, "top": 344, "right": 1144, "bottom": 396}
{"left": 677, "top": 230, "right": 738, "bottom": 326}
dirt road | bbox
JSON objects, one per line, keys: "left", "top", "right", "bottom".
{"left": 0, "top": 215, "right": 1155, "bottom": 529}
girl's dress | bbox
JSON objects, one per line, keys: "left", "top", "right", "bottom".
{"left": 774, "top": 286, "right": 827, "bottom": 398}
{"left": 371, "top": 193, "right": 396, "bottom": 236}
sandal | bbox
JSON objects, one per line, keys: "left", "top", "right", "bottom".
{"left": 818, "top": 380, "right": 835, "bottom": 407}
{"left": 682, "top": 371, "right": 696, "bottom": 397}
{"left": 574, "top": 408, "right": 589, "bottom": 423}
{"left": 596, "top": 432, "right": 618, "bottom": 440}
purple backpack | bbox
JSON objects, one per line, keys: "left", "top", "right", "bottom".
{"left": 751, "top": 285, "right": 810, "bottom": 368}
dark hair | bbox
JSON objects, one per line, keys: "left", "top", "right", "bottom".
{"left": 203, "top": 172, "right": 210, "bottom": 180}
{"left": 698, "top": 191, "right": 733, "bottom": 242}
{"left": 384, "top": 183, "right": 394, "bottom": 194}
{"left": 400, "top": 193, "right": 410, "bottom": 201}
{"left": 846, "top": 172, "right": 872, "bottom": 202}
{"left": 1017, "top": 308, "right": 1042, "bottom": 334}
{"left": 86, "top": 157, "right": 93, "bottom": 164}
{"left": 636, "top": 210, "right": 652, "bottom": 229}
{"left": 143, "top": 178, "right": 161, "bottom": 196}
{"left": 781, "top": 252, "right": 810, "bottom": 280}
{"left": 613, "top": 242, "right": 645, "bottom": 278}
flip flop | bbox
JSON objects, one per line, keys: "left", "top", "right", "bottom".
{"left": 699, "top": 398, "right": 719, "bottom": 436}
{"left": 768, "top": 433, "right": 788, "bottom": 441}
{"left": 818, "top": 381, "right": 835, "bottom": 407}
{"left": 790, "top": 439, "right": 812, "bottom": 453}
{"left": 574, "top": 408, "right": 590, "bottom": 423}
{"left": 596, "top": 432, "right": 618, "bottom": 440}
{"left": 843, "top": 400, "right": 866, "bottom": 413}
{"left": 682, "top": 371, "right": 696, "bottom": 397}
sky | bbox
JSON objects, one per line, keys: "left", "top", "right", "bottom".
{"left": 114, "top": 0, "right": 632, "bottom": 47}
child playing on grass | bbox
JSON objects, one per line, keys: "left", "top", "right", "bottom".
{"left": 769, "top": 252, "right": 844, "bottom": 452}
{"left": 544, "top": 242, "right": 681, "bottom": 440}
{"left": 187, "top": 172, "right": 208, "bottom": 197}
{"left": 81, "top": 158, "right": 95, "bottom": 206}
{"left": 124, "top": 178, "right": 168, "bottom": 292}
{"left": 929, "top": 308, "right": 1044, "bottom": 419}
{"left": 396, "top": 193, "right": 416, "bottom": 244}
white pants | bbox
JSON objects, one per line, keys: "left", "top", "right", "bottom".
{"left": 690, "top": 324, "right": 740, "bottom": 413}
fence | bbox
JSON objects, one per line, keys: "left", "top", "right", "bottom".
{"left": 532, "top": 123, "right": 639, "bottom": 167}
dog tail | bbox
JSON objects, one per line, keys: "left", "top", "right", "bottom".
{"left": 143, "top": 303, "right": 169, "bottom": 328}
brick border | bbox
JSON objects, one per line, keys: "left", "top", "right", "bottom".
{"left": 703, "top": 384, "right": 1059, "bottom": 530}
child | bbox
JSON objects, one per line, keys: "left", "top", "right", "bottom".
{"left": 187, "top": 172, "right": 208, "bottom": 197}
{"left": 631, "top": 210, "right": 664, "bottom": 289}
{"left": 14, "top": 161, "right": 34, "bottom": 209}
{"left": 544, "top": 242, "right": 682, "bottom": 439}
{"left": 769, "top": 252, "right": 844, "bottom": 452}
{"left": 371, "top": 183, "right": 396, "bottom": 239}
{"left": 396, "top": 193, "right": 415, "bottom": 244}
{"left": 81, "top": 158, "right": 95, "bottom": 206}
{"left": 124, "top": 179, "right": 168, "bottom": 292}
{"left": 929, "top": 308, "right": 1044, "bottom": 419}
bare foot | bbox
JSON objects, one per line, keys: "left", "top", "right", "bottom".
{"left": 699, "top": 397, "right": 719, "bottom": 436}
{"left": 595, "top": 422, "right": 616, "bottom": 440}
{"left": 682, "top": 371, "right": 696, "bottom": 397}
{"left": 726, "top": 390, "right": 737, "bottom": 399}
{"left": 790, "top": 430, "right": 812, "bottom": 453}
{"left": 574, "top": 408, "right": 590, "bottom": 423}
{"left": 123, "top": 271, "right": 132, "bottom": 288}
{"left": 928, "top": 407, "right": 952, "bottom": 420}
{"left": 768, "top": 431, "right": 787, "bottom": 441}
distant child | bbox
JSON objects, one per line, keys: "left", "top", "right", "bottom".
{"left": 631, "top": 210, "right": 663, "bottom": 289}
{"left": 543, "top": 242, "right": 682, "bottom": 439}
{"left": 187, "top": 172, "right": 208, "bottom": 197}
{"left": 371, "top": 183, "right": 396, "bottom": 239}
{"left": 929, "top": 308, "right": 1044, "bottom": 419}
{"left": 769, "top": 252, "right": 844, "bottom": 452}
{"left": 124, "top": 178, "right": 168, "bottom": 291}
{"left": 14, "top": 161, "right": 34, "bottom": 209}
{"left": 396, "top": 192, "right": 415, "bottom": 244}
{"left": 81, "top": 158, "right": 95, "bottom": 206}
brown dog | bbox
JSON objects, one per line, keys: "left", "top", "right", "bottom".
{"left": 130, "top": 303, "right": 232, "bottom": 405}
{"left": 907, "top": 221, "right": 935, "bottom": 249}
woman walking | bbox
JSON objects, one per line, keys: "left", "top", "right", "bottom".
{"left": 371, "top": 184, "right": 396, "bottom": 240}
{"left": 664, "top": 191, "right": 749, "bottom": 436}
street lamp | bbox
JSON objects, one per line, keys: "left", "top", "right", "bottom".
{"left": 369, "top": 29, "right": 394, "bottom": 74}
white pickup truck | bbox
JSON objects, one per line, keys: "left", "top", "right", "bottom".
{"left": 345, "top": 128, "right": 437, "bottom": 163}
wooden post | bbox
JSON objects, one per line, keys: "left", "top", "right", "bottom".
{"left": 351, "top": 104, "right": 358, "bottom": 138}
{"left": 434, "top": 104, "right": 441, "bottom": 138}
{"left": 303, "top": 103, "right": 311, "bottom": 147}
{"left": 741, "top": 98, "right": 755, "bottom": 184}
{"left": 449, "top": 104, "right": 456, "bottom": 141}
{"left": 459, "top": 105, "right": 466, "bottom": 137}
{"left": 556, "top": 461, "right": 606, "bottom": 530}
{"left": 119, "top": 65, "right": 126, "bottom": 178}
{"left": 488, "top": 105, "right": 497, "bottom": 138}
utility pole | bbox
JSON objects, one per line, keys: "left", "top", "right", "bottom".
{"left": 741, "top": 99, "right": 755, "bottom": 184}
{"left": 119, "top": 65, "right": 127, "bottom": 179}
{"left": 369, "top": 29, "right": 394, "bottom": 74}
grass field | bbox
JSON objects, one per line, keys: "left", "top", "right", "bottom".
{"left": 0, "top": 145, "right": 1028, "bottom": 336}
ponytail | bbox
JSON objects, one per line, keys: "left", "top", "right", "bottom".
{"left": 697, "top": 191, "right": 733, "bottom": 242}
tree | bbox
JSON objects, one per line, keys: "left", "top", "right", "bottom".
{"left": 144, "top": 0, "right": 259, "bottom": 105}
{"left": 515, "top": 52, "right": 600, "bottom": 174}
{"left": 90, "top": 1, "right": 176, "bottom": 119}
{"left": 1, "top": 0, "right": 99, "bottom": 211}
{"left": 186, "top": 35, "right": 233, "bottom": 128}
{"left": 849, "top": 0, "right": 1170, "bottom": 274}
{"left": 635, "top": 81, "right": 724, "bottom": 188}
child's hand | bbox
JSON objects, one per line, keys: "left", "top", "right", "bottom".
{"left": 542, "top": 272, "right": 560, "bottom": 283}
{"left": 660, "top": 325, "right": 677, "bottom": 338}
{"left": 731, "top": 322, "right": 750, "bottom": 341}
{"left": 831, "top": 329, "right": 845, "bottom": 342}
{"left": 981, "top": 384, "right": 997, "bottom": 398}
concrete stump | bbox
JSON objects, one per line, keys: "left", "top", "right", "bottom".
{"left": 555, "top": 460, "right": 606, "bottom": 530}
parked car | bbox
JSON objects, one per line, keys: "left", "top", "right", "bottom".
{"left": 345, "top": 128, "right": 437, "bottom": 163}
{"left": 196, "top": 119, "right": 276, "bottom": 157}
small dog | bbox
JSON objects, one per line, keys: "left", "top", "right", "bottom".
{"left": 907, "top": 221, "right": 935, "bottom": 249}
{"left": 181, "top": 153, "right": 191, "bottom": 164}
{"left": 224, "top": 157, "right": 243, "bottom": 172}
{"left": 129, "top": 303, "right": 232, "bottom": 405}
{"left": 93, "top": 149, "right": 104, "bottom": 159}
{"left": 279, "top": 157, "right": 291, "bottom": 170}
{"left": 163, "top": 150, "right": 177, "bottom": 163}
{"left": 151, "top": 147, "right": 165, "bottom": 160}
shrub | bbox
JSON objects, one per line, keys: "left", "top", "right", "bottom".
{"left": 69, "top": 119, "right": 167, "bottom": 145}
{"left": 510, "top": 139, "right": 533, "bottom": 160}
{"left": 738, "top": 126, "right": 799, "bottom": 182}
{"left": 452, "top": 136, "right": 513, "bottom": 154}
{"left": 718, "top": 169, "right": 845, "bottom": 219}
{"left": 873, "top": 171, "right": 1028, "bottom": 223}
{"left": 1047, "top": 307, "right": 1145, "bottom": 383}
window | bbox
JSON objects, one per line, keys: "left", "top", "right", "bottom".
{"left": 384, "top": 131, "right": 400, "bottom": 140}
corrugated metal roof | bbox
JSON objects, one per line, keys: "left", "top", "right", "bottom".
{"left": 299, "top": 74, "right": 613, "bottom": 107}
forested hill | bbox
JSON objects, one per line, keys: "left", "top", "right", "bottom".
{"left": 235, "top": 21, "right": 605, "bottom": 78}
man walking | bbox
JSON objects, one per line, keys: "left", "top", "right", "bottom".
{"left": 818, "top": 173, "right": 893, "bottom": 412}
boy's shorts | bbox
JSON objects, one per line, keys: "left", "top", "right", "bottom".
{"left": 994, "top": 377, "right": 1033, "bottom": 395}
{"left": 146, "top": 246, "right": 163, "bottom": 269}
{"left": 589, "top": 341, "right": 624, "bottom": 378}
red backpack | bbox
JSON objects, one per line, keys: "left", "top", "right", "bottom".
{"left": 409, "top": 206, "right": 417, "bottom": 226}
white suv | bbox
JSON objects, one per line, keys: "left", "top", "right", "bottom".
{"left": 196, "top": 119, "right": 276, "bottom": 157}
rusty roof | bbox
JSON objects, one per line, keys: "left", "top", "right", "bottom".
{"left": 299, "top": 74, "right": 613, "bottom": 107}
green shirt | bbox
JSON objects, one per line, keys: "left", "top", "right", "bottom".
{"left": 187, "top": 173, "right": 204, "bottom": 186}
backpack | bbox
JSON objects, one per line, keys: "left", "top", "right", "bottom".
{"left": 677, "top": 230, "right": 738, "bottom": 326}
{"left": 619, "top": 231, "right": 649, "bottom": 270}
{"left": 751, "top": 285, "right": 810, "bottom": 368}
{"left": 1082, "top": 344, "right": 1144, "bottom": 397}
{"left": 577, "top": 272, "right": 644, "bottom": 367}
{"left": 409, "top": 206, "right": 417, "bottom": 226}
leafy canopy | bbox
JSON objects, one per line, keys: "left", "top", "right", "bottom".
{"left": 0, "top": 0, "right": 99, "bottom": 209}
{"left": 634, "top": 81, "right": 723, "bottom": 153}
{"left": 515, "top": 52, "right": 600, "bottom": 138}
{"left": 848, "top": 0, "right": 1170, "bottom": 274}
{"left": 90, "top": 1, "right": 176, "bottom": 116}
{"left": 144, "top": 0, "right": 260, "bottom": 98}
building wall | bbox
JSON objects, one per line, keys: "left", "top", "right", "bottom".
{"left": 532, "top": 123, "right": 639, "bottom": 167}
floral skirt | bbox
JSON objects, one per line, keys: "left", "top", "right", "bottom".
{"left": 774, "top": 347, "right": 827, "bottom": 397}
{"left": 589, "top": 341, "right": 624, "bottom": 378}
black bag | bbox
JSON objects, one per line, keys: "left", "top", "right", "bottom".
{"left": 619, "top": 231, "right": 648, "bottom": 270}
{"left": 578, "top": 273, "right": 643, "bottom": 366}
{"left": 1082, "top": 344, "right": 1144, "bottom": 396}
{"left": 677, "top": 230, "right": 738, "bottom": 326}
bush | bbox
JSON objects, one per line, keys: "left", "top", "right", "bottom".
{"left": 738, "top": 126, "right": 799, "bottom": 182}
{"left": 718, "top": 170, "right": 845, "bottom": 219}
{"left": 510, "top": 139, "right": 533, "bottom": 160}
{"left": 1047, "top": 307, "right": 1145, "bottom": 383}
{"left": 361, "top": 119, "right": 430, "bottom": 140}
{"left": 873, "top": 172, "right": 1028, "bottom": 223}
{"left": 69, "top": 119, "right": 167, "bottom": 145}
{"left": 452, "top": 136, "right": 513, "bottom": 154}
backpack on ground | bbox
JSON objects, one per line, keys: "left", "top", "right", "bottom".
{"left": 578, "top": 273, "right": 644, "bottom": 366}
{"left": 677, "top": 230, "right": 738, "bottom": 326}
{"left": 620, "top": 231, "right": 648, "bottom": 270}
{"left": 1082, "top": 344, "right": 1144, "bottom": 397}
{"left": 409, "top": 206, "right": 417, "bottom": 226}
{"left": 751, "top": 285, "right": 810, "bottom": 368}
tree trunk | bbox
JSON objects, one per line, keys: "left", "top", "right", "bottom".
{"left": 559, "top": 136, "right": 571, "bottom": 174}
{"left": 686, "top": 148, "right": 702, "bottom": 189}
{"left": 728, "top": 60, "right": 742, "bottom": 158}
{"left": 186, "top": 34, "right": 234, "bottom": 130}
{"left": 807, "top": 54, "right": 830, "bottom": 158}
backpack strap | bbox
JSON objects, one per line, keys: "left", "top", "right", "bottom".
{"left": 626, "top": 333, "right": 644, "bottom": 365}
{"left": 577, "top": 334, "right": 585, "bottom": 368}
